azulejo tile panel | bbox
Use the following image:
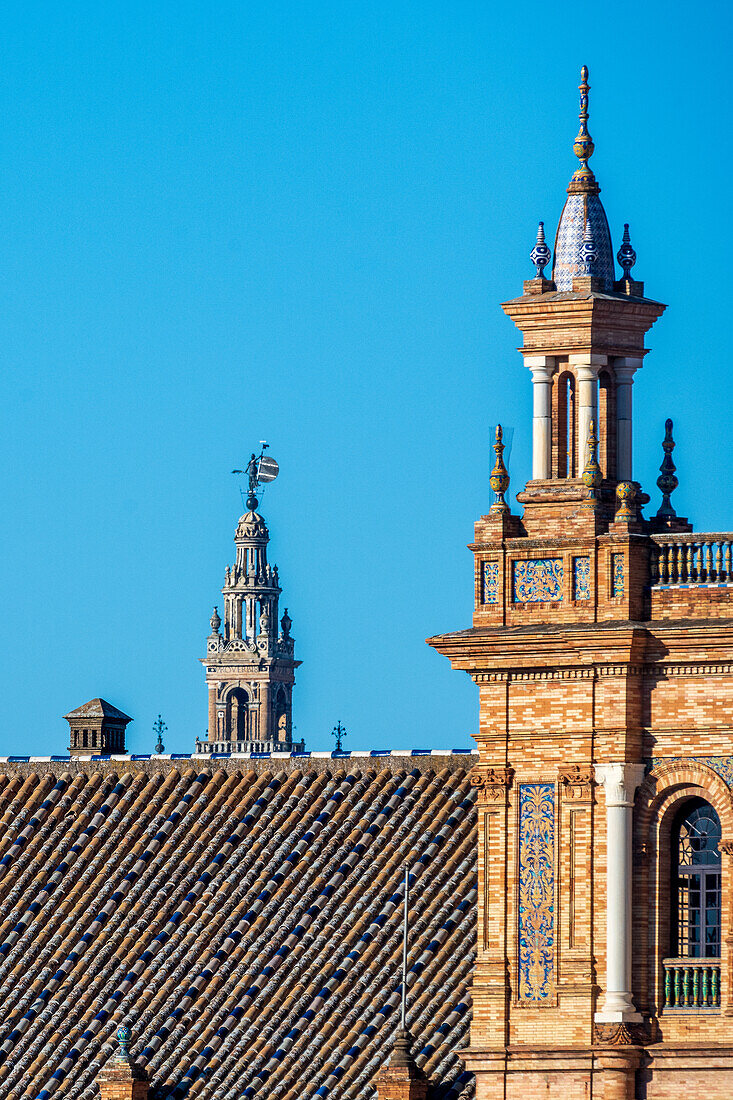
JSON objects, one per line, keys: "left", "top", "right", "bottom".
{"left": 573, "top": 556, "right": 591, "bottom": 600}
{"left": 483, "top": 560, "right": 499, "bottom": 604}
{"left": 513, "top": 559, "right": 563, "bottom": 603}
{"left": 518, "top": 783, "right": 555, "bottom": 1002}
{"left": 612, "top": 553, "right": 624, "bottom": 597}
{"left": 649, "top": 757, "right": 733, "bottom": 788}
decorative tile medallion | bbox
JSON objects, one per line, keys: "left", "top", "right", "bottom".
{"left": 612, "top": 553, "right": 624, "bottom": 597}
{"left": 483, "top": 561, "right": 499, "bottom": 605}
{"left": 573, "top": 556, "right": 591, "bottom": 600}
{"left": 518, "top": 783, "right": 555, "bottom": 1002}
{"left": 513, "top": 559, "right": 563, "bottom": 603}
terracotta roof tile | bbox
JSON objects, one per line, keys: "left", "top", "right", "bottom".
{"left": 0, "top": 756, "right": 476, "bottom": 1099}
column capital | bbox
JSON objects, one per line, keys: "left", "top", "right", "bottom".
{"left": 568, "top": 352, "right": 608, "bottom": 370}
{"left": 524, "top": 353, "right": 555, "bottom": 372}
{"left": 595, "top": 763, "right": 646, "bottom": 808}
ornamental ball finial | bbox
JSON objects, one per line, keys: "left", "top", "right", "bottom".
{"left": 115, "top": 1024, "right": 131, "bottom": 1062}
{"left": 617, "top": 223, "right": 637, "bottom": 281}
{"left": 530, "top": 221, "right": 552, "bottom": 278}
{"left": 656, "top": 418, "right": 679, "bottom": 519}
{"left": 489, "top": 424, "right": 510, "bottom": 514}
{"left": 210, "top": 606, "right": 221, "bottom": 634}
{"left": 616, "top": 481, "right": 637, "bottom": 522}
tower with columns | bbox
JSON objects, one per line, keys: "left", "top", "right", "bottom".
{"left": 198, "top": 487, "right": 303, "bottom": 755}
{"left": 430, "top": 68, "right": 733, "bottom": 1099}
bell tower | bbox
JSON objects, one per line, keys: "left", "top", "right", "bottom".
{"left": 198, "top": 449, "right": 303, "bottom": 755}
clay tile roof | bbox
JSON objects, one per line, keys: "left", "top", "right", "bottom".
{"left": 0, "top": 755, "right": 476, "bottom": 1099}
{"left": 62, "top": 698, "right": 133, "bottom": 722}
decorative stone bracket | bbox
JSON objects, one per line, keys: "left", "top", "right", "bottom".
{"left": 558, "top": 764, "right": 595, "bottom": 801}
{"left": 469, "top": 765, "right": 515, "bottom": 802}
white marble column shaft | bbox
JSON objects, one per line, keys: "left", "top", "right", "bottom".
{"left": 525, "top": 356, "right": 554, "bottom": 479}
{"left": 571, "top": 356, "right": 605, "bottom": 475}
{"left": 594, "top": 762, "right": 646, "bottom": 1023}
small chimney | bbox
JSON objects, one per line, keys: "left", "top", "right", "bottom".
{"left": 96, "top": 1025, "right": 149, "bottom": 1100}
{"left": 63, "top": 698, "right": 133, "bottom": 756}
{"left": 374, "top": 1028, "right": 428, "bottom": 1100}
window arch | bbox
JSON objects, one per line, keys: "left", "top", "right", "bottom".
{"left": 672, "top": 799, "right": 722, "bottom": 958}
{"left": 553, "top": 370, "right": 576, "bottom": 478}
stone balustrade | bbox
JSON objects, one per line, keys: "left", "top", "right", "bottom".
{"left": 662, "top": 958, "right": 721, "bottom": 1010}
{"left": 651, "top": 535, "right": 733, "bottom": 586}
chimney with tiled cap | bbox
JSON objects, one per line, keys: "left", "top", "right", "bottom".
{"left": 96, "top": 1025, "right": 149, "bottom": 1100}
{"left": 63, "top": 698, "right": 133, "bottom": 756}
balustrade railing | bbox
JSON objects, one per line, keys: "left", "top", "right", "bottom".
{"left": 662, "top": 958, "right": 721, "bottom": 1009}
{"left": 651, "top": 535, "right": 733, "bottom": 586}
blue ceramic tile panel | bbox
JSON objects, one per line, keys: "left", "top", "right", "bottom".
{"left": 573, "top": 556, "right": 591, "bottom": 600}
{"left": 612, "top": 553, "right": 624, "bottom": 597}
{"left": 518, "top": 783, "right": 555, "bottom": 1002}
{"left": 483, "top": 561, "right": 499, "bottom": 604}
{"left": 513, "top": 559, "right": 563, "bottom": 603}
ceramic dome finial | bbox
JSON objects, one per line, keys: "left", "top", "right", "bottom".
{"left": 617, "top": 223, "right": 637, "bottom": 281}
{"left": 570, "top": 66, "right": 597, "bottom": 192}
{"left": 530, "top": 221, "right": 552, "bottom": 278}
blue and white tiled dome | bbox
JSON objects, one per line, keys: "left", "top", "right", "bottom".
{"left": 553, "top": 191, "right": 615, "bottom": 290}
{"left": 548, "top": 66, "right": 616, "bottom": 292}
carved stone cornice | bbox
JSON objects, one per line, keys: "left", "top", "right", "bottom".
{"left": 469, "top": 765, "right": 515, "bottom": 802}
{"left": 558, "top": 764, "right": 594, "bottom": 801}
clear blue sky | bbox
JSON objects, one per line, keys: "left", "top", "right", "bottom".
{"left": 0, "top": 1, "right": 728, "bottom": 755}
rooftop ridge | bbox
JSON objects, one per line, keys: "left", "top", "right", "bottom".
{"left": 0, "top": 748, "right": 478, "bottom": 763}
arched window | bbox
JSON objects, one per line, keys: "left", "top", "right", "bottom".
{"left": 673, "top": 799, "right": 722, "bottom": 958}
{"left": 553, "top": 371, "right": 576, "bottom": 478}
{"left": 227, "top": 688, "right": 249, "bottom": 741}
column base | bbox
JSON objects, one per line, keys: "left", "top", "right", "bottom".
{"left": 594, "top": 1009, "right": 643, "bottom": 1024}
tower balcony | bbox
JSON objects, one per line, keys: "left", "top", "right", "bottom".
{"left": 650, "top": 533, "right": 733, "bottom": 620}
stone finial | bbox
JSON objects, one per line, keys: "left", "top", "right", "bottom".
{"left": 656, "top": 418, "right": 679, "bottom": 518}
{"left": 581, "top": 418, "right": 602, "bottom": 505}
{"left": 530, "top": 221, "right": 552, "bottom": 278}
{"left": 579, "top": 219, "right": 597, "bottom": 273}
{"left": 280, "top": 607, "right": 292, "bottom": 637}
{"left": 489, "top": 425, "right": 510, "bottom": 514}
{"left": 617, "top": 223, "right": 637, "bottom": 281}
{"left": 210, "top": 606, "right": 221, "bottom": 634}
{"left": 571, "top": 65, "right": 596, "bottom": 189}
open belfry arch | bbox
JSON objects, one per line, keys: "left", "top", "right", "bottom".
{"left": 430, "top": 67, "right": 733, "bottom": 1099}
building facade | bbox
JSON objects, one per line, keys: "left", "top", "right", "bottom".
{"left": 430, "top": 68, "right": 733, "bottom": 1099}
{"left": 198, "top": 493, "right": 304, "bottom": 754}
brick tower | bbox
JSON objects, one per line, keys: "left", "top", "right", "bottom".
{"left": 198, "top": 456, "right": 303, "bottom": 755}
{"left": 430, "top": 67, "right": 733, "bottom": 1098}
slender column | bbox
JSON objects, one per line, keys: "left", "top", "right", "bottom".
{"left": 235, "top": 597, "right": 243, "bottom": 639}
{"left": 208, "top": 686, "right": 217, "bottom": 739}
{"left": 260, "top": 681, "right": 272, "bottom": 743}
{"left": 571, "top": 355, "right": 605, "bottom": 472}
{"left": 525, "top": 355, "right": 554, "bottom": 479}
{"left": 614, "top": 358, "right": 642, "bottom": 482}
{"left": 594, "top": 763, "right": 645, "bottom": 1022}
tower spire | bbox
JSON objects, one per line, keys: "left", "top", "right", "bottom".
{"left": 570, "top": 65, "right": 597, "bottom": 192}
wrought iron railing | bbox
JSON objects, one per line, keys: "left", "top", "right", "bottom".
{"left": 651, "top": 534, "right": 733, "bottom": 586}
{"left": 662, "top": 958, "right": 721, "bottom": 1009}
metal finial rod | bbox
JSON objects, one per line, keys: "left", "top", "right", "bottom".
{"left": 400, "top": 866, "right": 409, "bottom": 1029}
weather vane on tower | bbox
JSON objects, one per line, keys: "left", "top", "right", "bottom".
{"left": 232, "top": 441, "right": 280, "bottom": 510}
